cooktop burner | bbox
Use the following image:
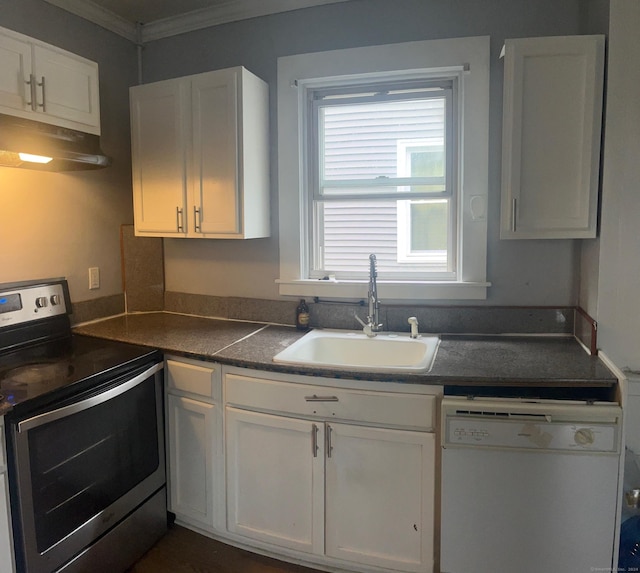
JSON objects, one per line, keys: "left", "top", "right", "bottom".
{"left": 2, "top": 361, "right": 74, "bottom": 398}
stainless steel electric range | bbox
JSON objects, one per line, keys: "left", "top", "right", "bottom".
{"left": 0, "top": 278, "right": 166, "bottom": 573}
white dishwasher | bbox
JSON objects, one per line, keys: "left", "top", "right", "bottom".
{"left": 440, "top": 396, "right": 622, "bottom": 573}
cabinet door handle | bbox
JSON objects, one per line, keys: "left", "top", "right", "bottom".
{"left": 37, "top": 76, "right": 46, "bottom": 112}
{"left": 304, "top": 395, "right": 339, "bottom": 402}
{"left": 311, "top": 424, "right": 319, "bottom": 457}
{"left": 511, "top": 198, "right": 517, "bottom": 232}
{"left": 194, "top": 206, "right": 201, "bottom": 232}
{"left": 326, "top": 424, "right": 333, "bottom": 458}
{"left": 176, "top": 207, "right": 184, "bottom": 232}
{"left": 25, "top": 74, "right": 37, "bottom": 111}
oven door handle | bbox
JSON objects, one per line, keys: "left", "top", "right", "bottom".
{"left": 17, "top": 362, "right": 163, "bottom": 433}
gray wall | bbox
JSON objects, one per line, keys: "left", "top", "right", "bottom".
{"left": 143, "top": 0, "right": 607, "bottom": 305}
{"left": 0, "top": 0, "right": 138, "bottom": 303}
{"left": 0, "top": 0, "right": 611, "bottom": 310}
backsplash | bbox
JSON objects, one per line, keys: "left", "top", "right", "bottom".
{"left": 312, "top": 302, "right": 574, "bottom": 335}
{"left": 71, "top": 294, "right": 125, "bottom": 324}
{"left": 70, "top": 227, "right": 595, "bottom": 350}
{"left": 121, "top": 225, "right": 164, "bottom": 312}
{"left": 163, "top": 291, "right": 575, "bottom": 336}
{"left": 164, "top": 291, "right": 296, "bottom": 324}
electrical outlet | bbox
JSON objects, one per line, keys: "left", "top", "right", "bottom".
{"left": 89, "top": 267, "right": 100, "bottom": 290}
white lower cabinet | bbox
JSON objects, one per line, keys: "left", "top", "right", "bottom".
{"left": 224, "top": 367, "right": 438, "bottom": 573}
{"left": 165, "top": 357, "right": 224, "bottom": 532}
{"left": 325, "top": 423, "right": 435, "bottom": 572}
{"left": 225, "top": 407, "right": 324, "bottom": 554}
{"left": 165, "top": 359, "right": 438, "bottom": 573}
{"left": 167, "top": 395, "right": 218, "bottom": 528}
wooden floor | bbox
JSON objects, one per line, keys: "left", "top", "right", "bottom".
{"left": 127, "top": 525, "right": 323, "bottom": 573}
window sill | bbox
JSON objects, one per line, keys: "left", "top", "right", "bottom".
{"left": 276, "top": 279, "right": 490, "bottom": 301}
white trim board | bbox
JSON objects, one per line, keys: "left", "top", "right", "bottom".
{"left": 43, "top": 0, "right": 352, "bottom": 43}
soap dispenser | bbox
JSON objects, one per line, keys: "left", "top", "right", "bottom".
{"left": 295, "top": 299, "right": 310, "bottom": 331}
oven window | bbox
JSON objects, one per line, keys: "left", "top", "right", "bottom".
{"left": 27, "top": 375, "right": 159, "bottom": 552}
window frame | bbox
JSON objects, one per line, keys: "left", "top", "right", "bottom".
{"left": 277, "top": 37, "right": 491, "bottom": 301}
{"left": 308, "top": 79, "right": 456, "bottom": 280}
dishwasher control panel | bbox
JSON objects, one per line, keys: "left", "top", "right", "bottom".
{"left": 445, "top": 417, "right": 618, "bottom": 452}
{"left": 441, "top": 397, "right": 621, "bottom": 454}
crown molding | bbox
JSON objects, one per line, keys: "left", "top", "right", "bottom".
{"left": 141, "top": 0, "right": 350, "bottom": 42}
{"left": 44, "top": 0, "right": 351, "bottom": 44}
{"left": 44, "top": 0, "right": 138, "bottom": 42}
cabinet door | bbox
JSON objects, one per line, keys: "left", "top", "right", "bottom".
{"left": 167, "top": 395, "right": 217, "bottom": 529}
{"left": 191, "top": 70, "right": 240, "bottom": 237}
{"left": 131, "top": 79, "right": 189, "bottom": 236}
{"left": 225, "top": 407, "right": 324, "bottom": 554}
{"left": 32, "top": 44, "right": 100, "bottom": 133}
{"left": 0, "top": 32, "right": 31, "bottom": 114}
{"left": 0, "top": 473, "right": 15, "bottom": 573}
{"left": 500, "top": 35, "right": 604, "bottom": 239}
{"left": 325, "top": 423, "right": 435, "bottom": 573}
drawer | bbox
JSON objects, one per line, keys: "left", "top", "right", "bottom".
{"left": 225, "top": 373, "right": 436, "bottom": 430}
{"left": 167, "top": 359, "right": 221, "bottom": 401}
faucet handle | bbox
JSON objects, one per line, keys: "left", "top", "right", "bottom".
{"left": 408, "top": 316, "right": 420, "bottom": 339}
{"left": 354, "top": 313, "right": 375, "bottom": 338}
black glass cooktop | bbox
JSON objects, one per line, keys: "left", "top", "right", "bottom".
{"left": 0, "top": 334, "right": 161, "bottom": 415}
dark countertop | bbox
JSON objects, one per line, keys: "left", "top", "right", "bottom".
{"left": 72, "top": 312, "right": 618, "bottom": 393}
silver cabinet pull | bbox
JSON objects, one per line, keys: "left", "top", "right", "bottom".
{"left": 37, "top": 76, "right": 46, "bottom": 111}
{"left": 194, "top": 206, "right": 201, "bottom": 232}
{"left": 25, "top": 74, "right": 37, "bottom": 111}
{"left": 311, "top": 424, "right": 319, "bottom": 457}
{"left": 176, "top": 207, "right": 184, "bottom": 231}
{"left": 326, "top": 424, "right": 333, "bottom": 458}
{"left": 511, "top": 197, "right": 517, "bottom": 232}
{"left": 305, "top": 395, "right": 339, "bottom": 402}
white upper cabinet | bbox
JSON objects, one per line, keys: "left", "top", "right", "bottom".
{"left": 130, "top": 79, "right": 189, "bottom": 236}
{"left": 130, "top": 67, "right": 270, "bottom": 239}
{"left": 500, "top": 35, "right": 605, "bottom": 239}
{"left": 0, "top": 26, "right": 100, "bottom": 134}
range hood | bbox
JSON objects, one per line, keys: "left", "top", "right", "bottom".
{"left": 0, "top": 113, "right": 111, "bottom": 171}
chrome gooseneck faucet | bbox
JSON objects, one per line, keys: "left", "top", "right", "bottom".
{"left": 355, "top": 254, "right": 383, "bottom": 337}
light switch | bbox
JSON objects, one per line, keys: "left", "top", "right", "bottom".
{"left": 89, "top": 267, "right": 100, "bottom": 290}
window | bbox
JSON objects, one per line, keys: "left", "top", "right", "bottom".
{"left": 310, "top": 80, "right": 455, "bottom": 279}
{"left": 278, "top": 37, "right": 490, "bottom": 300}
{"left": 396, "top": 140, "right": 447, "bottom": 265}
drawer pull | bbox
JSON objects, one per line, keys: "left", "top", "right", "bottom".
{"left": 305, "top": 395, "right": 339, "bottom": 402}
{"left": 311, "top": 424, "right": 319, "bottom": 457}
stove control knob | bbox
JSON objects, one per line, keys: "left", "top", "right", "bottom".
{"left": 35, "top": 296, "right": 48, "bottom": 308}
{"left": 50, "top": 294, "right": 61, "bottom": 306}
{"left": 574, "top": 428, "right": 595, "bottom": 446}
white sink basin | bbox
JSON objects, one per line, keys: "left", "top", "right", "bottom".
{"left": 273, "top": 329, "right": 439, "bottom": 373}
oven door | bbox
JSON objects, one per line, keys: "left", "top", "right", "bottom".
{"left": 8, "top": 362, "right": 165, "bottom": 573}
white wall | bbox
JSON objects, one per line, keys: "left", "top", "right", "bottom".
{"left": 591, "top": 0, "right": 640, "bottom": 371}
{"left": 0, "top": 0, "right": 137, "bottom": 303}
{"left": 142, "top": 0, "right": 604, "bottom": 305}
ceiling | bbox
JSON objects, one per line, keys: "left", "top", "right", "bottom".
{"left": 44, "top": 0, "right": 351, "bottom": 43}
